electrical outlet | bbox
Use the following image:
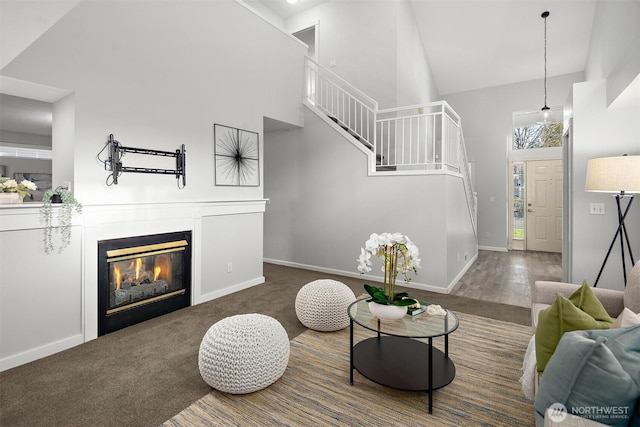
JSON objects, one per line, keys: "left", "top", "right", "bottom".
{"left": 590, "top": 203, "right": 605, "bottom": 215}
{"left": 62, "top": 181, "right": 71, "bottom": 192}
{"left": 485, "top": 232, "right": 490, "bottom": 238}
{"left": 227, "top": 262, "right": 232, "bottom": 273}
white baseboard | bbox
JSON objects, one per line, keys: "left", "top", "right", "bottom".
{"left": 478, "top": 245, "right": 508, "bottom": 252}
{"left": 264, "top": 258, "right": 453, "bottom": 294}
{"left": 195, "top": 276, "right": 266, "bottom": 305}
{"left": 447, "top": 252, "right": 479, "bottom": 291}
{"left": 0, "top": 334, "right": 84, "bottom": 372}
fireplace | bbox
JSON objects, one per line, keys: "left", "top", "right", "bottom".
{"left": 98, "top": 231, "right": 192, "bottom": 336}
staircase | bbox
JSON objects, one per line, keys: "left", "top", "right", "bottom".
{"left": 303, "top": 57, "right": 477, "bottom": 237}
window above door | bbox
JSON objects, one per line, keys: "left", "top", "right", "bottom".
{"left": 512, "top": 108, "right": 563, "bottom": 150}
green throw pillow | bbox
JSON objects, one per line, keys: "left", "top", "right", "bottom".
{"left": 569, "top": 281, "right": 613, "bottom": 324}
{"left": 534, "top": 324, "right": 640, "bottom": 427}
{"left": 536, "top": 292, "right": 612, "bottom": 373}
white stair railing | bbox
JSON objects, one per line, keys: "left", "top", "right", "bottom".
{"left": 305, "top": 57, "right": 377, "bottom": 149}
{"left": 304, "top": 57, "right": 477, "bottom": 236}
{"left": 459, "top": 129, "right": 478, "bottom": 235}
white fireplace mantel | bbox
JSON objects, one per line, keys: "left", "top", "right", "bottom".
{"left": 0, "top": 199, "right": 267, "bottom": 371}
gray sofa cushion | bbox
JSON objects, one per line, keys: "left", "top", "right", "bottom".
{"left": 534, "top": 324, "right": 640, "bottom": 427}
{"left": 625, "top": 261, "right": 640, "bottom": 313}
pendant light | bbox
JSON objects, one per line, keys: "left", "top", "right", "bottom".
{"left": 540, "top": 11, "right": 551, "bottom": 123}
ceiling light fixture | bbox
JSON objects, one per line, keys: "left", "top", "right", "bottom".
{"left": 540, "top": 11, "right": 551, "bottom": 123}
{"left": 287, "top": 0, "right": 298, "bottom": 4}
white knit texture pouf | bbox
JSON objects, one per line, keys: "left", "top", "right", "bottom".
{"left": 198, "top": 313, "right": 290, "bottom": 394}
{"left": 295, "top": 279, "right": 356, "bottom": 331}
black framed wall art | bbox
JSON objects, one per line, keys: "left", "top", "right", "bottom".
{"left": 213, "top": 124, "right": 260, "bottom": 186}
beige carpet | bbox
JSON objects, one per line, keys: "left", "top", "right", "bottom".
{"left": 162, "top": 312, "right": 535, "bottom": 426}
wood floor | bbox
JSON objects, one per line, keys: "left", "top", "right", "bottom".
{"left": 451, "top": 250, "right": 562, "bottom": 308}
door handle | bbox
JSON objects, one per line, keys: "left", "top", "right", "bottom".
{"left": 527, "top": 208, "right": 534, "bottom": 212}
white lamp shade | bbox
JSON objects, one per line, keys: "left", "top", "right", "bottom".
{"left": 585, "top": 155, "right": 640, "bottom": 193}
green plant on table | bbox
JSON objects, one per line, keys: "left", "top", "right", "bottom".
{"left": 357, "top": 232, "right": 421, "bottom": 306}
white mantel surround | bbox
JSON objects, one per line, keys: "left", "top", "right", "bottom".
{"left": 0, "top": 200, "right": 266, "bottom": 371}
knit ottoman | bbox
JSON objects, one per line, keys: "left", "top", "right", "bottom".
{"left": 198, "top": 313, "right": 290, "bottom": 394}
{"left": 295, "top": 279, "right": 356, "bottom": 331}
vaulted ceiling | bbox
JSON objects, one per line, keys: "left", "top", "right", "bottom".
{"left": 0, "top": 0, "right": 599, "bottom": 136}
{"left": 255, "top": 0, "right": 598, "bottom": 95}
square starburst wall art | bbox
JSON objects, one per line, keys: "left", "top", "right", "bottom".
{"left": 214, "top": 124, "right": 260, "bottom": 186}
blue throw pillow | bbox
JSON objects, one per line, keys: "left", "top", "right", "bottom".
{"left": 534, "top": 324, "right": 640, "bottom": 427}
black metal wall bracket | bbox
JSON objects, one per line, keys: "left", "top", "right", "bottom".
{"left": 105, "top": 134, "right": 186, "bottom": 186}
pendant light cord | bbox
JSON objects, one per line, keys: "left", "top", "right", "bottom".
{"left": 542, "top": 11, "right": 550, "bottom": 109}
{"left": 544, "top": 13, "right": 547, "bottom": 107}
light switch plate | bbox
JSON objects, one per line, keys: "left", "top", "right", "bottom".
{"left": 590, "top": 203, "right": 605, "bottom": 215}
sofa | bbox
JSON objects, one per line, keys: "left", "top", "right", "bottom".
{"left": 526, "top": 261, "right": 640, "bottom": 426}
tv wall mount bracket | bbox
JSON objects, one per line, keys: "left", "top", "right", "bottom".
{"left": 105, "top": 134, "right": 186, "bottom": 186}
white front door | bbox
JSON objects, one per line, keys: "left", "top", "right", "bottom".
{"left": 526, "top": 159, "right": 562, "bottom": 253}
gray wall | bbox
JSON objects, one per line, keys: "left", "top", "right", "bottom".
{"left": 264, "top": 106, "right": 477, "bottom": 291}
{"left": 443, "top": 73, "right": 584, "bottom": 251}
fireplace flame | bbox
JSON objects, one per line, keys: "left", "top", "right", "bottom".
{"left": 135, "top": 258, "right": 142, "bottom": 280}
{"left": 114, "top": 266, "right": 121, "bottom": 290}
{"left": 154, "top": 254, "right": 171, "bottom": 282}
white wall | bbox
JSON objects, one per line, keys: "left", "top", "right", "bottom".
{"left": 443, "top": 72, "right": 584, "bottom": 250}
{"left": 567, "top": 0, "right": 640, "bottom": 289}
{"left": 0, "top": 0, "right": 305, "bottom": 371}
{"left": 0, "top": 208, "right": 83, "bottom": 370}
{"left": 285, "top": 0, "right": 439, "bottom": 109}
{"left": 2, "top": 0, "right": 306, "bottom": 205}
{"left": 264, "top": 106, "right": 476, "bottom": 291}
{"left": 585, "top": 0, "right": 640, "bottom": 106}
{"left": 569, "top": 80, "right": 639, "bottom": 289}
{"left": 395, "top": 0, "right": 440, "bottom": 106}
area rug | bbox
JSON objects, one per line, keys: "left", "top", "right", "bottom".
{"left": 162, "top": 312, "right": 535, "bottom": 426}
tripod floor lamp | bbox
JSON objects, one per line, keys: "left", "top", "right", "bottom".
{"left": 585, "top": 155, "right": 640, "bottom": 287}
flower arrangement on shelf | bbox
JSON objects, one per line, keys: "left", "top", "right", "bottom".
{"left": 0, "top": 176, "right": 37, "bottom": 200}
{"left": 357, "top": 232, "right": 421, "bottom": 307}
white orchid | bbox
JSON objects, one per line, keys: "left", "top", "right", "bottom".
{"left": 356, "top": 248, "right": 372, "bottom": 273}
{"left": 357, "top": 232, "right": 421, "bottom": 305}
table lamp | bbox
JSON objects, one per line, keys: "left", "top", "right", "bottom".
{"left": 585, "top": 154, "right": 640, "bottom": 286}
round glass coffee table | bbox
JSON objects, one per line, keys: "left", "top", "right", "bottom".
{"left": 348, "top": 298, "right": 459, "bottom": 413}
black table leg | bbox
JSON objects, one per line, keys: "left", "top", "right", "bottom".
{"left": 428, "top": 337, "right": 433, "bottom": 413}
{"left": 350, "top": 318, "right": 354, "bottom": 385}
{"left": 445, "top": 334, "right": 449, "bottom": 357}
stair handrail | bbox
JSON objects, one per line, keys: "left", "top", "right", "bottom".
{"left": 305, "top": 57, "right": 378, "bottom": 109}
{"left": 304, "top": 56, "right": 477, "bottom": 237}
{"left": 458, "top": 127, "right": 478, "bottom": 237}
{"left": 305, "top": 57, "right": 378, "bottom": 149}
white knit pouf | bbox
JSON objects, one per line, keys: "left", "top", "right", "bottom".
{"left": 198, "top": 313, "right": 290, "bottom": 394}
{"left": 295, "top": 279, "right": 356, "bottom": 331}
